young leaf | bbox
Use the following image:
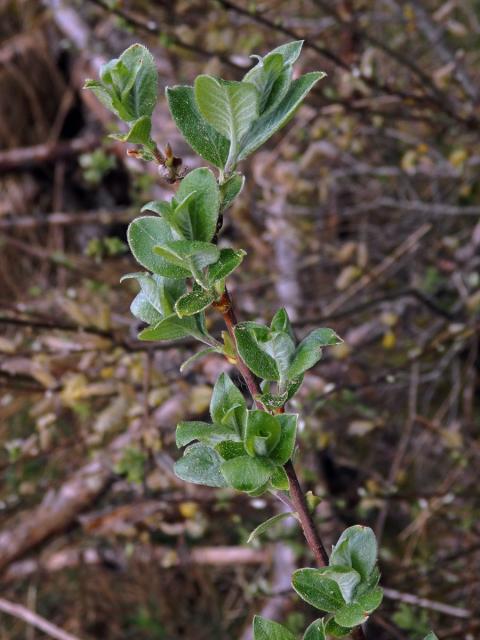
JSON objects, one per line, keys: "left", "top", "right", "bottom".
{"left": 176, "top": 421, "right": 237, "bottom": 447}
{"left": 244, "top": 52, "right": 285, "bottom": 113}
{"left": 303, "top": 619, "right": 327, "bottom": 640}
{"left": 314, "top": 567, "right": 361, "bottom": 604}
{"left": 288, "top": 327, "right": 342, "bottom": 379}
{"left": 154, "top": 240, "right": 220, "bottom": 271}
{"left": 234, "top": 324, "right": 280, "bottom": 381}
{"left": 180, "top": 347, "right": 220, "bottom": 372}
{"left": 219, "top": 173, "right": 245, "bottom": 211}
{"left": 356, "top": 587, "right": 383, "bottom": 613}
{"left": 247, "top": 511, "right": 296, "bottom": 543}
{"left": 174, "top": 167, "right": 220, "bottom": 241}
{"left": 221, "top": 455, "right": 273, "bottom": 492}
{"left": 270, "top": 307, "right": 295, "bottom": 340}
{"left": 127, "top": 216, "right": 190, "bottom": 278}
{"left": 423, "top": 634, "right": 439, "bottom": 640}
{"left": 166, "top": 85, "right": 229, "bottom": 168}
{"left": 245, "top": 410, "right": 281, "bottom": 457}
{"left": 138, "top": 313, "right": 202, "bottom": 342}
{"left": 253, "top": 616, "right": 295, "bottom": 640}
{"left": 110, "top": 115, "right": 152, "bottom": 145}
{"left": 263, "top": 331, "right": 296, "bottom": 384}
{"left": 208, "top": 248, "right": 246, "bottom": 286}
{"left": 334, "top": 603, "right": 368, "bottom": 629}
{"left": 174, "top": 443, "right": 228, "bottom": 488}
{"left": 270, "top": 465, "right": 289, "bottom": 490}
{"left": 130, "top": 291, "right": 163, "bottom": 325}
{"left": 330, "top": 526, "right": 378, "bottom": 582}
{"left": 238, "top": 72, "right": 325, "bottom": 161}
{"left": 270, "top": 40, "right": 304, "bottom": 65}
{"left": 292, "top": 568, "right": 346, "bottom": 612}
{"left": 175, "top": 288, "right": 216, "bottom": 318}
{"left": 215, "top": 440, "right": 245, "bottom": 460}
{"left": 324, "top": 618, "right": 352, "bottom": 638}
{"left": 269, "top": 413, "right": 297, "bottom": 465}
{"left": 210, "top": 372, "right": 246, "bottom": 426}
{"left": 194, "top": 75, "right": 259, "bottom": 169}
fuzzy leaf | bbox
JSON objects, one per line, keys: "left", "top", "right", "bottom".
{"left": 423, "top": 634, "right": 438, "bottom": 640}
{"left": 288, "top": 328, "right": 342, "bottom": 379}
{"left": 247, "top": 511, "right": 295, "bottom": 543}
{"left": 238, "top": 72, "right": 325, "bottom": 161}
{"left": 208, "top": 248, "right": 246, "bottom": 285}
{"left": 110, "top": 115, "right": 152, "bottom": 145}
{"left": 270, "top": 307, "right": 295, "bottom": 340}
{"left": 324, "top": 619, "right": 352, "bottom": 638}
{"left": 210, "top": 373, "right": 246, "bottom": 427}
{"left": 215, "top": 441, "right": 245, "bottom": 460}
{"left": 174, "top": 443, "right": 227, "bottom": 488}
{"left": 127, "top": 216, "right": 190, "bottom": 278}
{"left": 130, "top": 292, "right": 162, "bottom": 325}
{"left": 270, "top": 40, "right": 304, "bottom": 65}
{"left": 195, "top": 75, "right": 259, "bottom": 168}
{"left": 292, "top": 568, "right": 346, "bottom": 613}
{"left": 137, "top": 313, "right": 201, "bottom": 342}
{"left": 234, "top": 323, "right": 280, "bottom": 381}
{"left": 166, "top": 85, "right": 229, "bottom": 168}
{"left": 175, "top": 288, "right": 216, "bottom": 317}
{"left": 357, "top": 587, "right": 383, "bottom": 613}
{"left": 180, "top": 347, "right": 219, "bottom": 372}
{"left": 245, "top": 410, "right": 281, "bottom": 457}
{"left": 334, "top": 603, "right": 368, "bottom": 629}
{"left": 303, "top": 619, "right": 327, "bottom": 640}
{"left": 253, "top": 617, "right": 295, "bottom": 640}
{"left": 270, "top": 466, "right": 289, "bottom": 490}
{"left": 221, "top": 455, "right": 272, "bottom": 492}
{"left": 269, "top": 413, "right": 297, "bottom": 465}
{"left": 244, "top": 52, "right": 285, "bottom": 113}
{"left": 219, "top": 173, "right": 245, "bottom": 211}
{"left": 174, "top": 167, "right": 220, "bottom": 241}
{"left": 176, "top": 421, "right": 237, "bottom": 447}
{"left": 330, "top": 526, "right": 378, "bottom": 582}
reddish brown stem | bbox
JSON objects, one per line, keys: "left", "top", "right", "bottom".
{"left": 214, "top": 288, "right": 367, "bottom": 640}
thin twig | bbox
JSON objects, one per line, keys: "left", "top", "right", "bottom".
{"left": 0, "top": 597, "right": 82, "bottom": 640}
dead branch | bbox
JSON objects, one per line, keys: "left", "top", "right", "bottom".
{"left": 0, "top": 597, "right": 82, "bottom": 640}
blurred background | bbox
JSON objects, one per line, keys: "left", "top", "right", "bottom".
{"left": 0, "top": 1, "right": 479, "bottom": 639}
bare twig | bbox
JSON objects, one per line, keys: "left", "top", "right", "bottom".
{"left": 0, "top": 597, "right": 82, "bottom": 640}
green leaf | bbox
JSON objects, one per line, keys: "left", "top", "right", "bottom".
{"left": 210, "top": 372, "right": 246, "bottom": 427}
{"left": 219, "top": 173, "right": 245, "bottom": 211}
{"left": 174, "top": 167, "right": 220, "bottom": 241}
{"left": 245, "top": 410, "right": 281, "bottom": 457}
{"left": 253, "top": 616, "right": 295, "bottom": 640}
{"left": 303, "top": 618, "right": 327, "bottom": 640}
{"left": 423, "top": 633, "right": 438, "bottom": 640}
{"left": 263, "top": 331, "right": 296, "bottom": 385}
{"left": 288, "top": 328, "right": 342, "bottom": 379}
{"left": 221, "top": 455, "right": 272, "bottom": 492}
{"left": 137, "top": 314, "right": 197, "bottom": 342}
{"left": 154, "top": 240, "right": 220, "bottom": 270}
{"left": 330, "top": 526, "right": 378, "bottom": 582}
{"left": 270, "top": 40, "right": 304, "bottom": 65}
{"left": 175, "top": 288, "right": 216, "bottom": 317}
{"left": 357, "top": 587, "right": 383, "bottom": 613}
{"left": 127, "top": 216, "right": 190, "bottom": 278}
{"left": 215, "top": 440, "right": 245, "bottom": 460}
{"left": 247, "top": 511, "right": 295, "bottom": 543}
{"left": 270, "top": 465, "right": 289, "bottom": 490}
{"left": 130, "top": 291, "right": 163, "bottom": 325}
{"left": 315, "top": 567, "right": 361, "bottom": 604}
{"left": 244, "top": 52, "right": 285, "bottom": 113}
{"left": 194, "top": 75, "right": 259, "bottom": 169}
{"left": 292, "top": 568, "right": 346, "bottom": 613}
{"left": 238, "top": 72, "right": 325, "bottom": 161}
{"left": 166, "top": 85, "right": 229, "bottom": 168}
{"left": 176, "top": 421, "right": 237, "bottom": 447}
{"left": 269, "top": 413, "right": 297, "bottom": 465}
{"left": 110, "top": 115, "right": 152, "bottom": 145}
{"left": 334, "top": 603, "right": 368, "bottom": 629}
{"left": 86, "top": 44, "right": 158, "bottom": 123}
{"left": 257, "top": 391, "right": 288, "bottom": 410}
{"left": 180, "top": 347, "right": 219, "bottom": 372}
{"left": 121, "top": 272, "right": 185, "bottom": 317}
{"left": 208, "top": 248, "right": 246, "bottom": 285}
{"left": 324, "top": 619, "right": 351, "bottom": 638}
{"left": 234, "top": 323, "right": 280, "bottom": 381}
{"left": 270, "top": 307, "right": 295, "bottom": 340}
{"left": 174, "top": 443, "right": 227, "bottom": 488}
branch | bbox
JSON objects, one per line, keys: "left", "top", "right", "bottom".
{"left": 0, "top": 597, "right": 82, "bottom": 640}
